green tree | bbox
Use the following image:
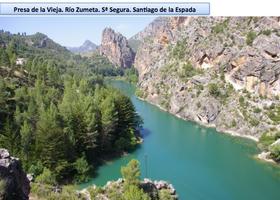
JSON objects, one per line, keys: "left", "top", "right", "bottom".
{"left": 74, "top": 155, "right": 91, "bottom": 183}
{"left": 36, "top": 103, "right": 69, "bottom": 175}
{"left": 159, "top": 189, "right": 174, "bottom": 200}
{"left": 20, "top": 120, "right": 33, "bottom": 164}
{"left": 0, "top": 49, "right": 10, "bottom": 66}
{"left": 121, "top": 159, "right": 141, "bottom": 187}
{"left": 100, "top": 95, "right": 119, "bottom": 152}
{"left": 123, "top": 185, "right": 150, "bottom": 200}
{"left": 35, "top": 168, "right": 56, "bottom": 185}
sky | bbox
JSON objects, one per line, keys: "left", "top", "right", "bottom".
{"left": 0, "top": 16, "right": 156, "bottom": 47}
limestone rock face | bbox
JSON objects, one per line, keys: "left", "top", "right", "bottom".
{"left": 134, "top": 17, "right": 280, "bottom": 138}
{"left": 0, "top": 149, "right": 30, "bottom": 200}
{"left": 100, "top": 28, "right": 135, "bottom": 68}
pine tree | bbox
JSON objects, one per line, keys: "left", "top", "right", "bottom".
{"left": 121, "top": 159, "right": 141, "bottom": 187}
{"left": 36, "top": 103, "right": 68, "bottom": 174}
{"left": 0, "top": 49, "right": 10, "bottom": 66}
{"left": 100, "top": 95, "right": 119, "bottom": 152}
{"left": 20, "top": 120, "right": 33, "bottom": 164}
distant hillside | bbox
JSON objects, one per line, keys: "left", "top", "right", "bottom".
{"left": 67, "top": 40, "right": 97, "bottom": 54}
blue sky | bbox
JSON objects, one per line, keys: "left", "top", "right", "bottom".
{"left": 0, "top": 16, "right": 155, "bottom": 46}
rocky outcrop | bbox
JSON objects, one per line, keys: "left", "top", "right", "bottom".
{"left": 80, "top": 178, "right": 177, "bottom": 200}
{"left": 134, "top": 17, "right": 280, "bottom": 139}
{"left": 100, "top": 28, "right": 135, "bottom": 68}
{"left": 0, "top": 149, "right": 30, "bottom": 200}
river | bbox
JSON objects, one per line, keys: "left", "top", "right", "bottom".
{"left": 80, "top": 80, "right": 280, "bottom": 200}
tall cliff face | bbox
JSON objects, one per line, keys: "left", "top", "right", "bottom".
{"left": 0, "top": 149, "right": 30, "bottom": 200}
{"left": 100, "top": 28, "right": 135, "bottom": 68}
{"left": 135, "top": 17, "right": 280, "bottom": 138}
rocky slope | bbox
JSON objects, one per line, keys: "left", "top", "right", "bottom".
{"left": 134, "top": 17, "right": 280, "bottom": 140}
{"left": 68, "top": 40, "right": 97, "bottom": 54}
{"left": 100, "top": 28, "right": 135, "bottom": 68}
{"left": 0, "top": 149, "right": 30, "bottom": 200}
{"left": 80, "top": 178, "right": 177, "bottom": 200}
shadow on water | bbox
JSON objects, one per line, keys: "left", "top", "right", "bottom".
{"left": 140, "top": 128, "right": 151, "bottom": 138}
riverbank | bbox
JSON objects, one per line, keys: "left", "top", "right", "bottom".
{"left": 136, "top": 95, "right": 259, "bottom": 142}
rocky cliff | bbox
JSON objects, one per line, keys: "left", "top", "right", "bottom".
{"left": 100, "top": 28, "right": 135, "bottom": 68}
{"left": 134, "top": 17, "right": 280, "bottom": 139}
{"left": 0, "top": 149, "right": 30, "bottom": 200}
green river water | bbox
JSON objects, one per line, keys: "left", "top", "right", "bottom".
{"left": 80, "top": 80, "right": 280, "bottom": 200}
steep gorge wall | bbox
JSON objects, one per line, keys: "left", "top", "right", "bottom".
{"left": 100, "top": 28, "right": 135, "bottom": 68}
{"left": 134, "top": 17, "right": 280, "bottom": 138}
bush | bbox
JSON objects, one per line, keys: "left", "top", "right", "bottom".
{"left": 208, "top": 83, "right": 220, "bottom": 98}
{"left": 88, "top": 186, "right": 103, "bottom": 199}
{"left": 249, "top": 118, "right": 260, "bottom": 126}
{"left": 159, "top": 189, "right": 175, "bottom": 200}
{"left": 212, "top": 19, "right": 229, "bottom": 34}
{"left": 171, "top": 39, "right": 187, "bottom": 59}
{"left": 231, "top": 120, "right": 237, "bottom": 127}
{"left": 268, "top": 106, "right": 280, "bottom": 123}
{"left": 35, "top": 168, "right": 56, "bottom": 185}
{"left": 253, "top": 107, "right": 261, "bottom": 113}
{"left": 123, "top": 185, "right": 150, "bottom": 200}
{"left": 239, "top": 96, "right": 245, "bottom": 107}
{"left": 260, "top": 29, "right": 272, "bottom": 36}
{"left": 259, "top": 132, "right": 280, "bottom": 150}
{"left": 29, "top": 161, "right": 44, "bottom": 177}
{"left": 0, "top": 179, "right": 6, "bottom": 197}
{"left": 135, "top": 88, "right": 146, "bottom": 98}
{"left": 246, "top": 31, "right": 257, "bottom": 46}
{"left": 270, "top": 144, "right": 280, "bottom": 162}
{"left": 179, "top": 61, "right": 200, "bottom": 79}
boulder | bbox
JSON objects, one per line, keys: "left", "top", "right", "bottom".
{"left": 0, "top": 149, "right": 30, "bottom": 200}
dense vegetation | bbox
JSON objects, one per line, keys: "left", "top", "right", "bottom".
{"left": 0, "top": 30, "right": 142, "bottom": 183}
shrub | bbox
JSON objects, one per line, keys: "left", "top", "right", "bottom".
{"left": 239, "top": 96, "right": 245, "bottom": 107}
{"left": 253, "top": 107, "right": 261, "bottom": 113}
{"left": 179, "top": 61, "right": 199, "bottom": 79}
{"left": 159, "top": 189, "right": 175, "bottom": 200}
{"left": 246, "top": 31, "right": 257, "bottom": 46}
{"left": 259, "top": 132, "right": 280, "bottom": 150}
{"left": 123, "top": 185, "right": 150, "bottom": 200}
{"left": 171, "top": 39, "right": 187, "bottom": 59}
{"left": 249, "top": 118, "right": 260, "bottom": 126}
{"left": 231, "top": 120, "right": 237, "bottom": 127}
{"left": 35, "top": 168, "right": 56, "bottom": 185}
{"left": 212, "top": 19, "right": 229, "bottom": 34}
{"left": 260, "top": 29, "right": 272, "bottom": 36}
{"left": 208, "top": 83, "right": 220, "bottom": 98}
{"left": 268, "top": 106, "right": 280, "bottom": 123}
{"left": 0, "top": 179, "right": 6, "bottom": 197}
{"left": 270, "top": 144, "right": 280, "bottom": 162}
